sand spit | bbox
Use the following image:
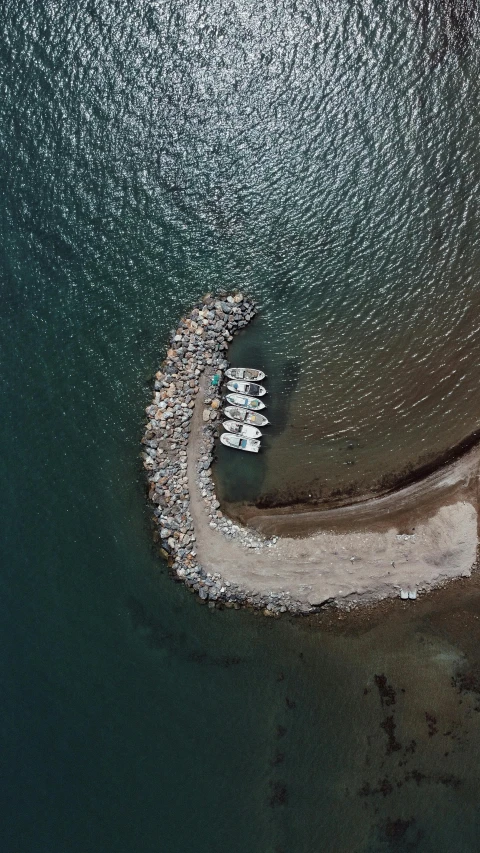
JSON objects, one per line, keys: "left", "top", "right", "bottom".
{"left": 143, "top": 295, "right": 479, "bottom": 615}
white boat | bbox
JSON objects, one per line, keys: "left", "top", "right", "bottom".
{"left": 220, "top": 433, "right": 260, "bottom": 453}
{"left": 226, "top": 380, "right": 267, "bottom": 397}
{"left": 226, "top": 367, "right": 266, "bottom": 382}
{"left": 224, "top": 406, "right": 269, "bottom": 427}
{"left": 225, "top": 393, "right": 266, "bottom": 410}
{"left": 223, "top": 420, "right": 262, "bottom": 439}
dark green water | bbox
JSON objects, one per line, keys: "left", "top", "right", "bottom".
{"left": 3, "top": 1, "right": 480, "bottom": 850}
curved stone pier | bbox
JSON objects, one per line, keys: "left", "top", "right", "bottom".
{"left": 143, "top": 293, "right": 479, "bottom": 615}
{"left": 142, "top": 291, "right": 309, "bottom": 614}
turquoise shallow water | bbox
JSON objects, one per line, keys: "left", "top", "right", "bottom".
{"left": 3, "top": 0, "right": 480, "bottom": 850}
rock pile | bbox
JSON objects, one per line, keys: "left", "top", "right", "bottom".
{"left": 142, "top": 292, "right": 313, "bottom": 616}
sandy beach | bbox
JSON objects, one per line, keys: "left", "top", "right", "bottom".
{"left": 189, "top": 374, "right": 479, "bottom": 609}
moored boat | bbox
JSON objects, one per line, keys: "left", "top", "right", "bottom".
{"left": 224, "top": 406, "right": 269, "bottom": 427}
{"left": 225, "top": 392, "right": 266, "bottom": 410}
{"left": 226, "top": 380, "right": 267, "bottom": 397}
{"left": 225, "top": 367, "right": 266, "bottom": 382}
{"left": 220, "top": 433, "right": 260, "bottom": 453}
{"left": 223, "top": 420, "right": 262, "bottom": 439}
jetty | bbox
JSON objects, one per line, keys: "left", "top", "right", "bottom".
{"left": 142, "top": 292, "right": 309, "bottom": 614}
{"left": 142, "top": 293, "right": 478, "bottom": 615}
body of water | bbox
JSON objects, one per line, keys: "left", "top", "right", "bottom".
{"left": 2, "top": 0, "right": 480, "bottom": 850}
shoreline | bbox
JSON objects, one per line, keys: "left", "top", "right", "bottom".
{"left": 223, "top": 442, "right": 480, "bottom": 539}
{"left": 234, "top": 425, "right": 480, "bottom": 517}
{"left": 143, "top": 295, "right": 479, "bottom": 615}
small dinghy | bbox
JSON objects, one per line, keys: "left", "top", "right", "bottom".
{"left": 226, "top": 380, "right": 267, "bottom": 397}
{"left": 223, "top": 420, "right": 262, "bottom": 439}
{"left": 220, "top": 433, "right": 260, "bottom": 453}
{"left": 225, "top": 367, "right": 266, "bottom": 382}
{"left": 224, "top": 406, "right": 269, "bottom": 427}
{"left": 225, "top": 393, "right": 266, "bottom": 410}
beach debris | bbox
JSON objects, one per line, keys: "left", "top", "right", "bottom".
{"left": 400, "top": 589, "right": 417, "bottom": 600}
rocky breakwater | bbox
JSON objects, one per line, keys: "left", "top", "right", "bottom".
{"left": 141, "top": 292, "right": 312, "bottom": 616}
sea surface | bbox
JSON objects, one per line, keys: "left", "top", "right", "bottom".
{"left": 2, "top": 0, "right": 480, "bottom": 850}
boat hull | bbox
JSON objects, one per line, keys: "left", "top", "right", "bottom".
{"left": 225, "top": 393, "right": 266, "bottom": 410}
{"left": 225, "top": 367, "right": 266, "bottom": 382}
{"left": 224, "top": 406, "right": 269, "bottom": 427}
{"left": 226, "top": 380, "right": 267, "bottom": 396}
{"left": 220, "top": 434, "right": 260, "bottom": 453}
{"left": 223, "top": 420, "right": 262, "bottom": 439}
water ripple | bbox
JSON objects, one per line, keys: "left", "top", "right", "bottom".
{"left": 2, "top": 0, "right": 480, "bottom": 504}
